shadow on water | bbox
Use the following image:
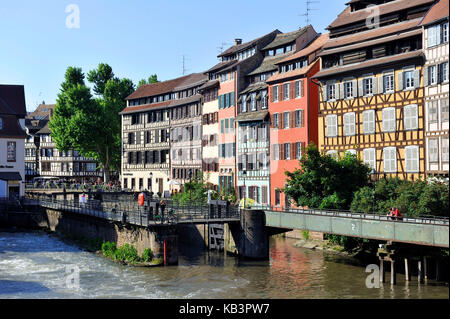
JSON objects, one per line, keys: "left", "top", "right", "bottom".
{"left": 0, "top": 280, "right": 50, "bottom": 295}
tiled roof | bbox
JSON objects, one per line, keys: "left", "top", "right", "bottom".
{"left": 240, "top": 82, "right": 268, "bottom": 95}
{"left": 327, "top": 0, "right": 435, "bottom": 30}
{"left": 262, "top": 27, "right": 309, "bottom": 51}
{"left": 26, "top": 103, "right": 56, "bottom": 120}
{"left": 0, "top": 84, "right": 26, "bottom": 117}
{"left": 126, "top": 74, "right": 193, "bottom": 101}
{"left": 314, "top": 50, "right": 424, "bottom": 79}
{"left": 197, "top": 80, "right": 219, "bottom": 91}
{"left": 36, "top": 122, "right": 52, "bottom": 135}
{"left": 324, "top": 18, "right": 422, "bottom": 50}
{"left": 168, "top": 94, "right": 202, "bottom": 108}
{"left": 420, "top": 0, "right": 449, "bottom": 26}
{"left": 119, "top": 101, "right": 171, "bottom": 115}
{"left": 277, "top": 33, "right": 329, "bottom": 64}
{"left": 0, "top": 114, "right": 27, "bottom": 139}
{"left": 218, "top": 30, "right": 281, "bottom": 58}
{"left": 247, "top": 54, "right": 294, "bottom": 76}
{"left": 173, "top": 73, "right": 208, "bottom": 91}
{"left": 236, "top": 110, "right": 269, "bottom": 122}
{"left": 205, "top": 60, "right": 237, "bottom": 74}
{"left": 266, "top": 60, "right": 317, "bottom": 83}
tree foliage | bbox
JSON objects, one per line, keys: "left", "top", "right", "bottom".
{"left": 351, "top": 178, "right": 449, "bottom": 217}
{"left": 138, "top": 74, "right": 159, "bottom": 88}
{"left": 49, "top": 64, "right": 135, "bottom": 182}
{"left": 172, "top": 172, "right": 219, "bottom": 205}
{"left": 283, "top": 143, "right": 371, "bottom": 210}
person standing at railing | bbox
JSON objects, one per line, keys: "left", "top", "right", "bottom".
{"left": 80, "top": 193, "right": 87, "bottom": 207}
{"left": 160, "top": 200, "right": 166, "bottom": 223}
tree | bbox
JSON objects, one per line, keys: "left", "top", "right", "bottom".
{"left": 138, "top": 74, "right": 159, "bottom": 88}
{"left": 283, "top": 143, "right": 371, "bottom": 210}
{"left": 49, "top": 64, "right": 135, "bottom": 183}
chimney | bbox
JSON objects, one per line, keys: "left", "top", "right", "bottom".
{"left": 235, "top": 38, "right": 242, "bottom": 45}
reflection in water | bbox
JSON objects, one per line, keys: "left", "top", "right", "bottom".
{"left": 0, "top": 232, "right": 448, "bottom": 299}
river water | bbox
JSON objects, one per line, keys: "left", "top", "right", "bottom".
{"left": 0, "top": 231, "right": 448, "bottom": 299}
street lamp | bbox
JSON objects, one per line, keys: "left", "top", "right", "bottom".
{"left": 242, "top": 170, "right": 247, "bottom": 209}
{"left": 149, "top": 172, "right": 153, "bottom": 197}
{"left": 370, "top": 168, "right": 377, "bottom": 214}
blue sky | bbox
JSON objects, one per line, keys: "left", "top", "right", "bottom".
{"left": 0, "top": 0, "right": 347, "bottom": 111}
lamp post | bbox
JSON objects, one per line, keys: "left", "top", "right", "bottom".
{"left": 370, "top": 168, "right": 377, "bottom": 214}
{"left": 242, "top": 170, "right": 247, "bottom": 209}
{"left": 149, "top": 172, "right": 153, "bottom": 198}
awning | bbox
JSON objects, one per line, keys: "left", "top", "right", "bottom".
{"left": 0, "top": 172, "right": 22, "bottom": 181}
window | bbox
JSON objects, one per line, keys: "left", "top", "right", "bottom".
{"left": 383, "top": 73, "right": 394, "bottom": 93}
{"left": 327, "top": 150, "right": 338, "bottom": 159}
{"left": 295, "top": 80, "right": 302, "bottom": 98}
{"left": 443, "top": 22, "right": 449, "bottom": 43}
{"left": 363, "top": 77, "right": 373, "bottom": 96}
{"left": 295, "top": 142, "right": 302, "bottom": 159}
{"left": 405, "top": 146, "right": 419, "bottom": 173}
{"left": 344, "top": 80, "right": 354, "bottom": 99}
{"left": 326, "top": 115, "right": 338, "bottom": 137}
{"left": 427, "top": 24, "right": 440, "bottom": 47}
{"left": 442, "top": 99, "right": 449, "bottom": 122}
{"left": 251, "top": 93, "right": 257, "bottom": 111}
{"left": 283, "top": 83, "right": 290, "bottom": 100}
{"left": 273, "top": 113, "right": 279, "bottom": 128}
{"left": 429, "top": 100, "right": 438, "bottom": 124}
{"left": 273, "top": 86, "right": 279, "bottom": 102}
{"left": 225, "top": 119, "right": 229, "bottom": 133}
{"left": 261, "top": 91, "right": 268, "bottom": 109}
{"left": 382, "top": 107, "right": 396, "bottom": 132}
{"left": 442, "top": 62, "right": 449, "bottom": 83}
{"left": 7, "top": 142, "right": 16, "bottom": 161}
{"left": 383, "top": 147, "right": 397, "bottom": 173}
{"left": 284, "top": 143, "right": 291, "bottom": 160}
{"left": 275, "top": 189, "right": 281, "bottom": 206}
{"left": 442, "top": 137, "right": 449, "bottom": 163}
{"left": 362, "top": 110, "right": 375, "bottom": 134}
{"left": 404, "top": 70, "right": 415, "bottom": 89}
{"left": 242, "top": 94, "right": 247, "bottom": 112}
{"left": 343, "top": 112, "right": 356, "bottom": 136}
{"left": 86, "top": 163, "right": 96, "bottom": 172}
{"left": 283, "top": 112, "right": 290, "bottom": 129}
{"left": 429, "top": 138, "right": 439, "bottom": 163}
{"left": 404, "top": 104, "right": 418, "bottom": 130}
{"left": 327, "top": 83, "right": 336, "bottom": 100}
{"left": 429, "top": 65, "right": 438, "bottom": 85}
{"left": 295, "top": 110, "right": 303, "bottom": 128}
{"left": 363, "top": 148, "right": 376, "bottom": 170}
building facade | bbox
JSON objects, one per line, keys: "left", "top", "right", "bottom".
{"left": 267, "top": 32, "right": 327, "bottom": 208}
{"left": 0, "top": 85, "right": 27, "bottom": 199}
{"left": 315, "top": 0, "right": 435, "bottom": 181}
{"left": 420, "top": 0, "right": 449, "bottom": 178}
{"left": 24, "top": 103, "right": 102, "bottom": 183}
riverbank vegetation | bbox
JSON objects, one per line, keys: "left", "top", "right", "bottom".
{"left": 101, "top": 241, "right": 162, "bottom": 265}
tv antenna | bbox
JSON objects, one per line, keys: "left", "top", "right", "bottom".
{"left": 299, "top": 0, "right": 319, "bottom": 26}
{"left": 182, "top": 55, "right": 190, "bottom": 75}
{"left": 217, "top": 42, "right": 232, "bottom": 55}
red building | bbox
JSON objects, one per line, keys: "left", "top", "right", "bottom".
{"left": 267, "top": 33, "right": 328, "bottom": 208}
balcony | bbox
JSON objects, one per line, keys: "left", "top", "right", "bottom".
{"left": 237, "top": 169, "right": 270, "bottom": 178}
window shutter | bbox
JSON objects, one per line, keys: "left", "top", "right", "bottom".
{"left": 424, "top": 67, "right": 429, "bottom": 86}
{"left": 378, "top": 76, "right": 384, "bottom": 94}
{"left": 280, "top": 144, "right": 284, "bottom": 160}
{"left": 301, "top": 80, "right": 305, "bottom": 97}
{"left": 290, "top": 81, "right": 294, "bottom": 99}
{"left": 398, "top": 72, "right": 404, "bottom": 90}
{"left": 358, "top": 79, "right": 364, "bottom": 96}
{"left": 339, "top": 82, "right": 344, "bottom": 99}
{"left": 279, "top": 85, "right": 283, "bottom": 101}
{"left": 301, "top": 110, "right": 305, "bottom": 128}
{"left": 271, "top": 88, "right": 275, "bottom": 103}
{"left": 232, "top": 92, "right": 235, "bottom": 106}
{"left": 218, "top": 95, "right": 222, "bottom": 108}
{"left": 372, "top": 76, "right": 377, "bottom": 94}
{"left": 279, "top": 113, "right": 283, "bottom": 129}
{"left": 352, "top": 79, "right": 357, "bottom": 97}
{"left": 414, "top": 70, "right": 420, "bottom": 89}
{"left": 322, "top": 84, "right": 327, "bottom": 102}
{"left": 291, "top": 111, "right": 295, "bottom": 128}
{"left": 292, "top": 142, "right": 296, "bottom": 159}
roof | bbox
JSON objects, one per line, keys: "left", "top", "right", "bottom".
{"left": 0, "top": 172, "right": 23, "bottom": 181}
{"left": 167, "top": 94, "right": 202, "bottom": 108}
{"left": 277, "top": 33, "right": 329, "bottom": 64}
{"left": 236, "top": 110, "right": 269, "bottom": 122}
{"left": 266, "top": 60, "right": 318, "bottom": 83}
{"left": 36, "top": 122, "right": 52, "bottom": 135}
{"left": 0, "top": 85, "right": 26, "bottom": 117}
{"left": 126, "top": 74, "right": 193, "bottom": 101}
{"left": 26, "top": 103, "right": 56, "bottom": 120}
{"left": 197, "top": 80, "right": 220, "bottom": 91}
{"left": 172, "top": 73, "right": 208, "bottom": 91}
{"left": 205, "top": 60, "right": 238, "bottom": 74}
{"left": 420, "top": 0, "right": 449, "bottom": 26}
{"left": 261, "top": 28, "right": 308, "bottom": 51}
{"left": 25, "top": 118, "right": 49, "bottom": 134}
{"left": 324, "top": 18, "right": 422, "bottom": 50}
{"left": 327, "top": 0, "right": 435, "bottom": 30}
{"left": 0, "top": 114, "right": 27, "bottom": 139}
{"left": 314, "top": 50, "right": 424, "bottom": 79}
{"left": 240, "top": 82, "right": 268, "bottom": 95}
{"left": 218, "top": 30, "right": 281, "bottom": 58}
{"left": 318, "top": 28, "right": 422, "bottom": 56}
{"left": 247, "top": 54, "right": 293, "bottom": 76}
{"left": 119, "top": 101, "right": 171, "bottom": 115}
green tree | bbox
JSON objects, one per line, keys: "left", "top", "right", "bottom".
{"left": 172, "top": 172, "right": 219, "bottom": 205}
{"left": 49, "top": 64, "right": 135, "bottom": 182}
{"left": 283, "top": 143, "right": 371, "bottom": 210}
{"left": 138, "top": 74, "right": 159, "bottom": 88}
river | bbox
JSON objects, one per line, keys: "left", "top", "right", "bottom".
{"left": 0, "top": 231, "right": 448, "bottom": 299}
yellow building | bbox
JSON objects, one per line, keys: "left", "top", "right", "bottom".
{"left": 314, "top": 0, "right": 435, "bottom": 181}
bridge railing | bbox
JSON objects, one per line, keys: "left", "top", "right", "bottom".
{"left": 248, "top": 204, "right": 449, "bottom": 226}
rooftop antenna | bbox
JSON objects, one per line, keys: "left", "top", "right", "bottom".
{"left": 298, "top": 0, "right": 319, "bottom": 27}
{"left": 182, "top": 54, "right": 190, "bottom": 75}
{"left": 217, "top": 42, "right": 233, "bottom": 57}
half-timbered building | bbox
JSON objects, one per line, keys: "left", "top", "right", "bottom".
{"left": 315, "top": 0, "right": 435, "bottom": 181}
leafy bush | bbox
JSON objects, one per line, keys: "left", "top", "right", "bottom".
{"left": 302, "top": 230, "right": 310, "bottom": 240}
{"left": 113, "top": 244, "right": 140, "bottom": 263}
{"left": 141, "top": 248, "right": 153, "bottom": 262}
{"left": 101, "top": 241, "right": 116, "bottom": 258}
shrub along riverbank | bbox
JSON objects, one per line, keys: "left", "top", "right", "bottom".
{"left": 101, "top": 241, "right": 163, "bottom": 266}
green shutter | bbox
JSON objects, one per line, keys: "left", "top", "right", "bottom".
{"left": 232, "top": 92, "right": 235, "bottom": 106}
{"left": 218, "top": 95, "right": 222, "bottom": 108}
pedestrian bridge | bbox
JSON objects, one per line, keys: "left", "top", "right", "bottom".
{"left": 260, "top": 207, "right": 449, "bottom": 248}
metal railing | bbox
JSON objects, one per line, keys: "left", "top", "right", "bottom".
{"left": 249, "top": 204, "right": 449, "bottom": 226}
